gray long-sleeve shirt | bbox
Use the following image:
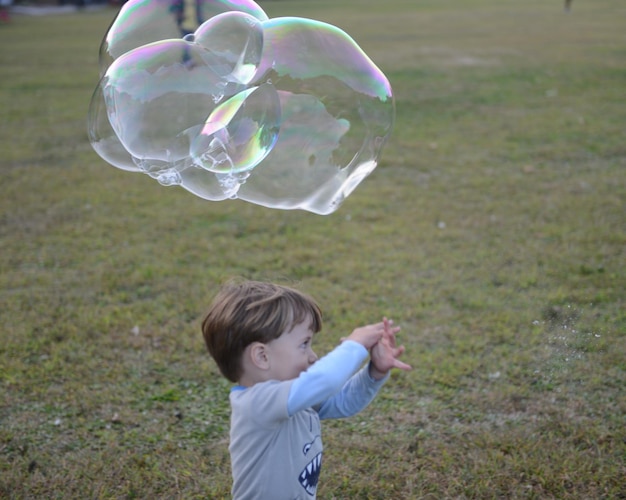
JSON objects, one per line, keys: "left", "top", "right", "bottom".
{"left": 228, "top": 340, "right": 388, "bottom": 499}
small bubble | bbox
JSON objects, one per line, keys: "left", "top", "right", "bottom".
{"left": 157, "top": 171, "right": 182, "bottom": 186}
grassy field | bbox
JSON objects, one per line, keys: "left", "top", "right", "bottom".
{"left": 1, "top": 0, "right": 625, "bottom": 497}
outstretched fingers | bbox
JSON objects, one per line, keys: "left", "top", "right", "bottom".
{"left": 382, "top": 318, "right": 412, "bottom": 371}
{"left": 392, "top": 354, "right": 412, "bottom": 371}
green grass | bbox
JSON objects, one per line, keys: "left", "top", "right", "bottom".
{"left": 1, "top": 0, "right": 625, "bottom": 497}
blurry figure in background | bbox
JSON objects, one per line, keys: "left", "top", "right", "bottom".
{"left": 0, "top": 0, "right": 12, "bottom": 23}
{"left": 58, "top": 0, "right": 86, "bottom": 6}
{"left": 564, "top": 0, "right": 573, "bottom": 12}
{"left": 170, "top": 0, "right": 186, "bottom": 34}
{"left": 170, "top": 0, "right": 202, "bottom": 36}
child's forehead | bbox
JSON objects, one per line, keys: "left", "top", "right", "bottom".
{"left": 285, "top": 316, "right": 316, "bottom": 336}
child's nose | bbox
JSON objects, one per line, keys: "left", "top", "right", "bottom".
{"left": 309, "top": 350, "right": 318, "bottom": 364}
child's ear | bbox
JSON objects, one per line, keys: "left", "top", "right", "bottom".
{"left": 249, "top": 342, "right": 270, "bottom": 370}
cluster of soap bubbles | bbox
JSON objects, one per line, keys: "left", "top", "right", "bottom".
{"left": 87, "top": 0, "right": 394, "bottom": 214}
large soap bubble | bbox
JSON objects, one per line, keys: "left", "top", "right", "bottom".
{"left": 88, "top": 0, "right": 394, "bottom": 214}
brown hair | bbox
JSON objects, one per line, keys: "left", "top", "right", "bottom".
{"left": 201, "top": 280, "right": 323, "bottom": 382}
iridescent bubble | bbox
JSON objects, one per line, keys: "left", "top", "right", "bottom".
{"left": 87, "top": 83, "right": 141, "bottom": 172}
{"left": 98, "top": 0, "right": 268, "bottom": 75}
{"left": 88, "top": 0, "right": 394, "bottom": 214}
{"left": 238, "top": 17, "right": 394, "bottom": 213}
{"left": 190, "top": 83, "right": 280, "bottom": 175}
{"left": 102, "top": 39, "right": 226, "bottom": 163}
{"left": 194, "top": 11, "right": 264, "bottom": 84}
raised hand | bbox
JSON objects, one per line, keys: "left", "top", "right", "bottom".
{"left": 369, "top": 317, "right": 412, "bottom": 380}
{"left": 344, "top": 322, "right": 387, "bottom": 350}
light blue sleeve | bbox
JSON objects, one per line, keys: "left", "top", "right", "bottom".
{"left": 286, "top": 340, "right": 369, "bottom": 416}
{"left": 317, "top": 364, "right": 389, "bottom": 420}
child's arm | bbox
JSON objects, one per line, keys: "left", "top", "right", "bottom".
{"left": 315, "top": 318, "right": 412, "bottom": 419}
{"left": 287, "top": 340, "right": 367, "bottom": 416}
{"left": 316, "top": 363, "right": 387, "bottom": 419}
{"left": 286, "top": 321, "right": 387, "bottom": 416}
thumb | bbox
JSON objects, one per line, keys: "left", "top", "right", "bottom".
{"left": 394, "top": 359, "right": 412, "bottom": 371}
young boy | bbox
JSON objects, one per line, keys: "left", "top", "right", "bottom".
{"left": 202, "top": 280, "right": 411, "bottom": 499}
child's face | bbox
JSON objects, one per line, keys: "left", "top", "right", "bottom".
{"left": 265, "top": 319, "right": 318, "bottom": 381}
